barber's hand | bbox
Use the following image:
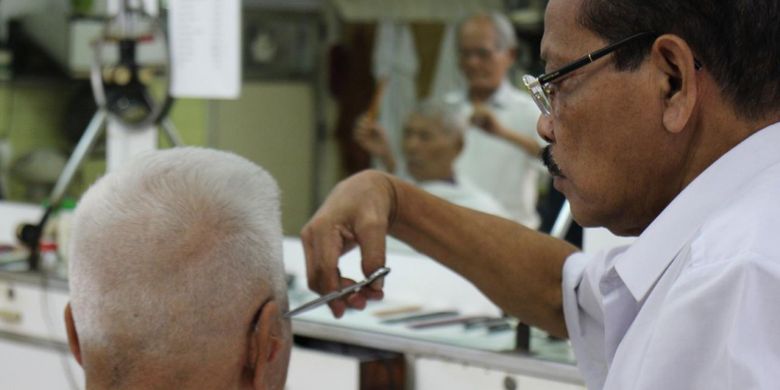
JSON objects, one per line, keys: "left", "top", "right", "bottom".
{"left": 353, "top": 115, "right": 392, "bottom": 158}
{"left": 301, "top": 171, "right": 395, "bottom": 318}
{"left": 470, "top": 104, "right": 510, "bottom": 139}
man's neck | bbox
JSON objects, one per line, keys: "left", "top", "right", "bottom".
{"left": 85, "top": 365, "right": 228, "bottom": 390}
{"left": 680, "top": 104, "right": 779, "bottom": 191}
{"left": 468, "top": 86, "right": 499, "bottom": 104}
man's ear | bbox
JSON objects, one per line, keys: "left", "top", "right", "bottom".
{"left": 64, "top": 303, "right": 83, "bottom": 366}
{"left": 650, "top": 34, "right": 700, "bottom": 134}
{"left": 247, "top": 300, "right": 291, "bottom": 390}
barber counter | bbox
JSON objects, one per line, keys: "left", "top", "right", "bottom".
{"left": 0, "top": 203, "right": 585, "bottom": 389}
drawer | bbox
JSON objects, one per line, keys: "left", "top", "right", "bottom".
{"left": 414, "top": 357, "right": 585, "bottom": 390}
{"left": 0, "top": 280, "right": 70, "bottom": 343}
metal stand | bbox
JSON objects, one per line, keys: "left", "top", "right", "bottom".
{"left": 550, "top": 200, "right": 573, "bottom": 240}
{"left": 16, "top": 0, "right": 178, "bottom": 270}
{"left": 17, "top": 112, "right": 182, "bottom": 270}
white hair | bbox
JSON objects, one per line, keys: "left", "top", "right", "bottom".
{"left": 409, "top": 100, "right": 468, "bottom": 137}
{"left": 68, "top": 147, "right": 286, "bottom": 385}
{"left": 458, "top": 11, "right": 518, "bottom": 51}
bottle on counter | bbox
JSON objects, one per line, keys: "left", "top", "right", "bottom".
{"left": 56, "top": 198, "right": 77, "bottom": 267}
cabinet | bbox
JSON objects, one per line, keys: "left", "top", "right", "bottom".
{"left": 414, "top": 358, "right": 585, "bottom": 390}
{"left": 0, "top": 278, "right": 84, "bottom": 389}
{"left": 0, "top": 338, "right": 83, "bottom": 389}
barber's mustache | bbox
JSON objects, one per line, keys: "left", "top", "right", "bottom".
{"left": 541, "top": 146, "right": 565, "bottom": 178}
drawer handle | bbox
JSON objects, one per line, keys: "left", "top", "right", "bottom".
{"left": 0, "top": 310, "right": 22, "bottom": 324}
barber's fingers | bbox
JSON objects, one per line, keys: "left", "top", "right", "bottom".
{"left": 302, "top": 223, "right": 348, "bottom": 317}
{"left": 356, "top": 217, "right": 388, "bottom": 292}
{"left": 354, "top": 116, "right": 376, "bottom": 136}
{"left": 301, "top": 172, "right": 394, "bottom": 318}
{"left": 343, "top": 280, "right": 384, "bottom": 310}
{"left": 471, "top": 106, "right": 498, "bottom": 131}
{"left": 470, "top": 112, "right": 491, "bottom": 130}
{"left": 331, "top": 279, "right": 383, "bottom": 314}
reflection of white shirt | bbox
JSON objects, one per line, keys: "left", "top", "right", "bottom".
{"left": 418, "top": 178, "right": 510, "bottom": 219}
{"left": 388, "top": 177, "right": 510, "bottom": 255}
{"left": 446, "top": 80, "right": 544, "bottom": 228}
{"left": 562, "top": 122, "right": 780, "bottom": 390}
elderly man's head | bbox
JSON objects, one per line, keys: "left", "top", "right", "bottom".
{"left": 458, "top": 12, "right": 517, "bottom": 98}
{"left": 402, "top": 102, "right": 467, "bottom": 182}
{"left": 536, "top": 0, "right": 780, "bottom": 235}
{"left": 65, "top": 147, "right": 291, "bottom": 389}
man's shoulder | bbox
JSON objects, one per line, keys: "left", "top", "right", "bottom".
{"left": 690, "top": 162, "right": 780, "bottom": 268}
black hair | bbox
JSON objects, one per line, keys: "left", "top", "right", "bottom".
{"left": 579, "top": 0, "right": 780, "bottom": 120}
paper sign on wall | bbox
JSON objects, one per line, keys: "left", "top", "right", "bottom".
{"left": 107, "top": 0, "right": 159, "bottom": 16}
{"left": 168, "top": 0, "right": 241, "bottom": 99}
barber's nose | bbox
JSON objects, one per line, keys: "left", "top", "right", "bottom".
{"left": 537, "top": 114, "right": 555, "bottom": 143}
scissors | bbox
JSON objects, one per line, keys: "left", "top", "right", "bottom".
{"left": 284, "top": 267, "right": 391, "bottom": 318}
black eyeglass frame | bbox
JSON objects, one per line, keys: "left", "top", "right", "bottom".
{"left": 523, "top": 31, "right": 702, "bottom": 116}
{"left": 542, "top": 32, "right": 658, "bottom": 85}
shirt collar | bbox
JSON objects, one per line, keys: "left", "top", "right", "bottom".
{"left": 486, "top": 79, "right": 514, "bottom": 109}
{"left": 614, "top": 121, "right": 780, "bottom": 302}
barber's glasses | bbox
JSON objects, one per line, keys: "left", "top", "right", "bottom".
{"left": 522, "top": 31, "right": 658, "bottom": 116}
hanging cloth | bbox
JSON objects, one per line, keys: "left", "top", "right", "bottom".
{"left": 372, "top": 20, "right": 419, "bottom": 176}
{"left": 429, "top": 22, "right": 466, "bottom": 100}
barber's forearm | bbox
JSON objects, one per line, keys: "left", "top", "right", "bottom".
{"left": 387, "top": 177, "right": 576, "bottom": 338}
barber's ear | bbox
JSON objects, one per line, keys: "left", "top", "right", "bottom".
{"left": 651, "top": 35, "right": 700, "bottom": 134}
{"left": 247, "top": 300, "right": 291, "bottom": 390}
{"left": 64, "top": 303, "right": 83, "bottom": 366}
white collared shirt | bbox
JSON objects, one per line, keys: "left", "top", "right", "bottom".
{"left": 563, "top": 122, "right": 780, "bottom": 389}
{"left": 446, "top": 80, "right": 544, "bottom": 228}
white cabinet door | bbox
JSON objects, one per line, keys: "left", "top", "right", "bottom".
{"left": 286, "top": 346, "right": 360, "bottom": 390}
{"left": 0, "top": 338, "right": 84, "bottom": 389}
{"left": 414, "top": 357, "right": 585, "bottom": 390}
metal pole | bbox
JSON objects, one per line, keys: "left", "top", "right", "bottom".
{"left": 49, "top": 110, "right": 107, "bottom": 207}
{"left": 549, "top": 200, "right": 573, "bottom": 240}
{"left": 161, "top": 118, "right": 183, "bottom": 147}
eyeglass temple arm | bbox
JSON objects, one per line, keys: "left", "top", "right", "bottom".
{"left": 538, "top": 32, "right": 657, "bottom": 85}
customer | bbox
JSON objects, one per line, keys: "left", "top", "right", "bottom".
{"left": 65, "top": 147, "right": 291, "bottom": 390}
{"left": 354, "top": 101, "right": 509, "bottom": 219}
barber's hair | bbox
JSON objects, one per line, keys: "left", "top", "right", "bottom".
{"left": 68, "top": 147, "right": 286, "bottom": 384}
{"left": 458, "top": 11, "right": 518, "bottom": 51}
{"left": 579, "top": 0, "right": 780, "bottom": 120}
{"left": 410, "top": 100, "right": 468, "bottom": 137}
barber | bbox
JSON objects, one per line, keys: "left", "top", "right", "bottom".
{"left": 301, "top": 0, "right": 780, "bottom": 389}
{"left": 359, "top": 12, "right": 543, "bottom": 227}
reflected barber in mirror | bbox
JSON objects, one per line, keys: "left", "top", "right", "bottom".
{"left": 450, "top": 11, "right": 544, "bottom": 228}
{"left": 65, "top": 148, "right": 291, "bottom": 390}
{"left": 356, "top": 11, "right": 544, "bottom": 227}
{"left": 303, "top": 0, "right": 780, "bottom": 389}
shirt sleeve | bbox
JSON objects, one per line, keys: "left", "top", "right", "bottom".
{"left": 562, "top": 251, "right": 609, "bottom": 390}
